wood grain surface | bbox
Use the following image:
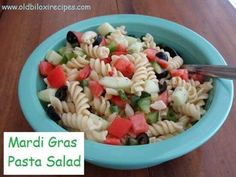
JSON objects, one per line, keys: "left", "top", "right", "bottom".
{"left": 0, "top": 0, "right": 236, "bottom": 176}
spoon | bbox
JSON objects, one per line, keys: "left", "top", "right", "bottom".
{"left": 182, "top": 65, "right": 236, "bottom": 80}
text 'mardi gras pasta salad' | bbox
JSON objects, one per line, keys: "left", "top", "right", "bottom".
{"left": 38, "top": 23, "right": 213, "bottom": 145}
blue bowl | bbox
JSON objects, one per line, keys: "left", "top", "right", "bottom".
{"left": 18, "top": 14, "right": 234, "bottom": 169}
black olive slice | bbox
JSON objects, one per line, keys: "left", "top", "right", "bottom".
{"left": 158, "top": 81, "right": 167, "bottom": 94}
{"left": 136, "top": 133, "right": 149, "bottom": 145}
{"left": 93, "top": 35, "right": 103, "bottom": 46}
{"left": 162, "top": 46, "right": 179, "bottom": 57}
{"left": 55, "top": 86, "right": 68, "bottom": 101}
{"left": 46, "top": 106, "right": 61, "bottom": 121}
{"left": 156, "top": 52, "right": 168, "bottom": 61}
{"left": 155, "top": 70, "right": 169, "bottom": 79}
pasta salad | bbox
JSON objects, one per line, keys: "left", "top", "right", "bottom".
{"left": 38, "top": 22, "right": 213, "bottom": 145}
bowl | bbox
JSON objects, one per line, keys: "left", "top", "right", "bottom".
{"left": 18, "top": 14, "right": 234, "bottom": 169}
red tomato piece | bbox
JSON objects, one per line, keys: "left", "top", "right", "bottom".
{"left": 103, "top": 56, "right": 112, "bottom": 64}
{"left": 89, "top": 81, "right": 104, "bottom": 97}
{"left": 74, "top": 32, "right": 83, "bottom": 43}
{"left": 110, "top": 96, "right": 128, "bottom": 108}
{"left": 99, "top": 38, "right": 107, "bottom": 46}
{"left": 39, "top": 61, "right": 54, "bottom": 76}
{"left": 190, "top": 73, "right": 204, "bottom": 83}
{"left": 156, "top": 58, "right": 169, "bottom": 69}
{"left": 108, "top": 71, "right": 114, "bottom": 76}
{"left": 170, "top": 69, "right": 189, "bottom": 81}
{"left": 112, "top": 51, "right": 128, "bottom": 55}
{"left": 108, "top": 117, "right": 132, "bottom": 138}
{"left": 104, "top": 135, "right": 121, "bottom": 145}
{"left": 116, "top": 44, "right": 127, "bottom": 52}
{"left": 159, "top": 91, "right": 168, "bottom": 105}
{"left": 113, "top": 59, "right": 134, "bottom": 78}
{"left": 77, "top": 65, "right": 91, "bottom": 81}
{"left": 130, "top": 113, "right": 149, "bottom": 135}
{"left": 47, "top": 66, "right": 66, "bottom": 88}
{"left": 144, "top": 48, "right": 157, "bottom": 62}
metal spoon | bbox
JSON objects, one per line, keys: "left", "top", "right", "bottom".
{"left": 182, "top": 65, "right": 236, "bottom": 80}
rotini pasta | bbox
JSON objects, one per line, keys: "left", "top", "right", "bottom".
{"left": 147, "top": 120, "right": 183, "bottom": 137}
{"left": 81, "top": 43, "right": 110, "bottom": 59}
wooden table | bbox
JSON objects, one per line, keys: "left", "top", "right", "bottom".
{"left": 1, "top": 0, "right": 236, "bottom": 176}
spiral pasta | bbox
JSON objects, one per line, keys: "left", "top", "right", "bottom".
{"left": 92, "top": 96, "right": 111, "bottom": 117}
{"left": 142, "top": 33, "right": 157, "bottom": 49}
{"left": 130, "top": 53, "right": 149, "bottom": 95}
{"left": 81, "top": 43, "right": 110, "bottom": 59}
{"left": 66, "top": 55, "right": 89, "bottom": 69}
{"left": 144, "top": 62, "right": 159, "bottom": 84}
{"left": 50, "top": 96, "right": 76, "bottom": 114}
{"left": 147, "top": 120, "right": 183, "bottom": 137}
{"left": 61, "top": 113, "right": 108, "bottom": 142}
{"left": 67, "top": 81, "right": 90, "bottom": 116}
{"left": 167, "top": 56, "right": 184, "bottom": 70}
{"left": 90, "top": 58, "right": 123, "bottom": 77}
{"left": 173, "top": 103, "right": 202, "bottom": 120}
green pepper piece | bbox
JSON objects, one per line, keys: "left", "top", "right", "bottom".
{"left": 118, "top": 89, "right": 128, "bottom": 100}
{"left": 107, "top": 41, "right": 116, "bottom": 53}
{"left": 166, "top": 108, "right": 177, "bottom": 122}
{"left": 81, "top": 80, "right": 89, "bottom": 88}
{"left": 147, "top": 112, "right": 159, "bottom": 124}
{"left": 110, "top": 105, "right": 119, "bottom": 113}
{"left": 138, "top": 97, "right": 151, "bottom": 113}
{"left": 140, "top": 91, "right": 151, "bottom": 99}
{"left": 58, "top": 47, "right": 66, "bottom": 56}
{"left": 131, "top": 96, "right": 140, "bottom": 108}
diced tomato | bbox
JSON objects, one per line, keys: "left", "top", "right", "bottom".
{"left": 110, "top": 96, "right": 128, "bottom": 108}
{"left": 77, "top": 65, "right": 91, "bottom": 81}
{"left": 108, "top": 71, "right": 114, "bottom": 76}
{"left": 103, "top": 56, "right": 112, "bottom": 64}
{"left": 159, "top": 91, "right": 168, "bottom": 105}
{"left": 104, "top": 135, "right": 121, "bottom": 145}
{"left": 112, "top": 50, "right": 128, "bottom": 55}
{"left": 190, "top": 73, "right": 204, "bottom": 83}
{"left": 116, "top": 44, "right": 126, "bottom": 52}
{"left": 89, "top": 81, "right": 104, "bottom": 97}
{"left": 39, "top": 61, "right": 54, "bottom": 77}
{"left": 156, "top": 58, "right": 169, "bottom": 69}
{"left": 170, "top": 69, "right": 189, "bottom": 81}
{"left": 108, "top": 117, "right": 132, "bottom": 138}
{"left": 130, "top": 113, "right": 149, "bottom": 135}
{"left": 144, "top": 48, "right": 157, "bottom": 62}
{"left": 99, "top": 38, "right": 107, "bottom": 46}
{"left": 113, "top": 59, "right": 134, "bottom": 78}
{"left": 47, "top": 66, "right": 66, "bottom": 88}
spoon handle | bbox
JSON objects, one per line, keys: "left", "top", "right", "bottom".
{"left": 182, "top": 65, "right": 236, "bottom": 80}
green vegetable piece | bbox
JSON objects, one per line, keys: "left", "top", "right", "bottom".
{"left": 138, "top": 97, "right": 151, "bottom": 113}
{"left": 65, "top": 52, "right": 77, "bottom": 61}
{"left": 81, "top": 80, "right": 89, "bottom": 87}
{"left": 107, "top": 41, "right": 116, "bottom": 52}
{"left": 118, "top": 89, "right": 128, "bottom": 100}
{"left": 147, "top": 112, "right": 159, "bottom": 124}
{"left": 58, "top": 47, "right": 66, "bottom": 56}
{"left": 60, "top": 56, "right": 68, "bottom": 64}
{"left": 166, "top": 108, "right": 177, "bottom": 122}
{"left": 140, "top": 91, "right": 151, "bottom": 99}
{"left": 110, "top": 105, "right": 119, "bottom": 113}
{"left": 151, "top": 61, "right": 162, "bottom": 74}
{"left": 131, "top": 96, "right": 140, "bottom": 108}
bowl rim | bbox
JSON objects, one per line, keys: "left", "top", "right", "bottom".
{"left": 18, "top": 14, "right": 234, "bottom": 169}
